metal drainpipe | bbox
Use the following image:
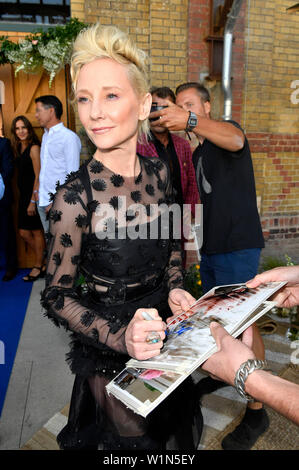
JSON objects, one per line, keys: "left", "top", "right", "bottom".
{"left": 222, "top": 0, "right": 244, "bottom": 120}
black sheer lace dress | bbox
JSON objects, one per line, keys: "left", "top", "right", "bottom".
{"left": 41, "top": 154, "right": 202, "bottom": 450}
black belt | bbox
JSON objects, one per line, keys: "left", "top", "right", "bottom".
{"left": 89, "top": 282, "right": 164, "bottom": 305}
{"left": 80, "top": 268, "right": 165, "bottom": 305}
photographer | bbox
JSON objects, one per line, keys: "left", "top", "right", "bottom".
{"left": 152, "top": 82, "right": 264, "bottom": 293}
{"left": 137, "top": 87, "right": 198, "bottom": 217}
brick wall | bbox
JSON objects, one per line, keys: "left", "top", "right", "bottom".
{"left": 187, "top": 0, "right": 210, "bottom": 82}
{"left": 72, "top": 0, "right": 189, "bottom": 90}
{"left": 187, "top": 0, "right": 299, "bottom": 263}
{"left": 242, "top": 0, "right": 299, "bottom": 135}
{"left": 244, "top": 1, "right": 299, "bottom": 262}
{"left": 69, "top": 0, "right": 299, "bottom": 265}
{"left": 187, "top": 0, "right": 246, "bottom": 122}
{"left": 249, "top": 132, "right": 299, "bottom": 261}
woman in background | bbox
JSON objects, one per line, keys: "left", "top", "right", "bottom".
{"left": 11, "top": 115, "right": 45, "bottom": 281}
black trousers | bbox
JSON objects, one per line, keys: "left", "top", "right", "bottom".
{"left": 0, "top": 205, "right": 18, "bottom": 270}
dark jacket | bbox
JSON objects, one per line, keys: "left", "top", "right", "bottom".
{"left": 0, "top": 137, "right": 14, "bottom": 207}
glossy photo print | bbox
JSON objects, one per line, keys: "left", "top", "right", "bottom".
{"left": 107, "top": 281, "right": 285, "bottom": 417}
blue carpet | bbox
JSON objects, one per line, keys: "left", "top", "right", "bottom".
{"left": 0, "top": 268, "right": 33, "bottom": 417}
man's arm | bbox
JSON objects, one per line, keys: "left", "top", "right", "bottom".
{"left": 151, "top": 102, "right": 244, "bottom": 152}
{"left": 202, "top": 322, "right": 299, "bottom": 425}
{"left": 245, "top": 369, "right": 299, "bottom": 425}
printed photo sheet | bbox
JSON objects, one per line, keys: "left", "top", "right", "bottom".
{"left": 106, "top": 281, "right": 285, "bottom": 416}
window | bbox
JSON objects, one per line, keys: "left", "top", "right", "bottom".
{"left": 0, "top": 0, "right": 71, "bottom": 25}
{"left": 211, "top": 0, "right": 234, "bottom": 36}
{"left": 206, "top": 0, "right": 234, "bottom": 79}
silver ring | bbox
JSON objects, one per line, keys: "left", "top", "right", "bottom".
{"left": 146, "top": 332, "right": 161, "bottom": 344}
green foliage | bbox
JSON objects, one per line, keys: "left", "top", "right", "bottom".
{"left": 184, "top": 263, "right": 203, "bottom": 299}
{"left": 32, "top": 17, "right": 87, "bottom": 45}
{"left": 288, "top": 308, "right": 299, "bottom": 341}
{"left": 75, "top": 273, "right": 86, "bottom": 287}
{"left": 259, "top": 253, "right": 294, "bottom": 273}
{"left": 0, "top": 18, "right": 87, "bottom": 85}
{"left": 0, "top": 37, "right": 18, "bottom": 65}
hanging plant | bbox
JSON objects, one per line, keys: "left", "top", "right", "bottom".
{"left": 0, "top": 38, "right": 19, "bottom": 66}
{"left": 0, "top": 18, "right": 87, "bottom": 86}
{"left": 6, "top": 38, "right": 43, "bottom": 74}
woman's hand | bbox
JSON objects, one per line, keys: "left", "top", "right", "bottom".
{"left": 150, "top": 99, "right": 189, "bottom": 132}
{"left": 27, "top": 201, "right": 36, "bottom": 216}
{"left": 247, "top": 265, "right": 299, "bottom": 309}
{"left": 167, "top": 288, "right": 196, "bottom": 324}
{"left": 125, "top": 308, "right": 166, "bottom": 360}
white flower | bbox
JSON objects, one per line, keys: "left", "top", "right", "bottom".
{"left": 19, "top": 39, "right": 33, "bottom": 52}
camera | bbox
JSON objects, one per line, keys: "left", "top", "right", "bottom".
{"left": 149, "top": 102, "right": 168, "bottom": 122}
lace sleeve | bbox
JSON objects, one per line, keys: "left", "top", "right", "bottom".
{"left": 166, "top": 239, "right": 184, "bottom": 290}
{"left": 41, "top": 183, "right": 127, "bottom": 354}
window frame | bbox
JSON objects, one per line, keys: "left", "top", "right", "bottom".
{"left": 0, "top": 0, "right": 70, "bottom": 30}
{"left": 205, "top": 0, "right": 234, "bottom": 80}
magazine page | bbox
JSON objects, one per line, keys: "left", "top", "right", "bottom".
{"left": 106, "top": 367, "right": 186, "bottom": 417}
{"left": 106, "top": 301, "right": 276, "bottom": 418}
{"left": 106, "top": 281, "right": 285, "bottom": 416}
{"left": 126, "top": 282, "right": 285, "bottom": 372}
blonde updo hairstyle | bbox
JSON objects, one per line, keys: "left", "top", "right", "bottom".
{"left": 71, "top": 23, "right": 150, "bottom": 138}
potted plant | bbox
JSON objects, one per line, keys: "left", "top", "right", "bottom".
{"left": 184, "top": 263, "right": 203, "bottom": 299}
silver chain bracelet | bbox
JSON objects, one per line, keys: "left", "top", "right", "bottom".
{"left": 234, "top": 358, "right": 269, "bottom": 402}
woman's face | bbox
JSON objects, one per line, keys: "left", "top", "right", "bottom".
{"left": 15, "top": 120, "right": 29, "bottom": 141}
{"left": 75, "top": 58, "right": 150, "bottom": 152}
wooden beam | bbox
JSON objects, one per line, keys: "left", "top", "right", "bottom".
{"left": 286, "top": 3, "right": 299, "bottom": 12}
{"left": 14, "top": 72, "right": 43, "bottom": 116}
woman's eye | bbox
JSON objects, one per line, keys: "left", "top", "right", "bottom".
{"left": 107, "top": 93, "right": 118, "bottom": 100}
{"left": 77, "top": 96, "right": 88, "bottom": 103}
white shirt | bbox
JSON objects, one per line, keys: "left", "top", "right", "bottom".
{"left": 39, "top": 122, "right": 81, "bottom": 206}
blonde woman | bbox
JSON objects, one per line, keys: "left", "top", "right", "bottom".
{"left": 41, "top": 23, "right": 202, "bottom": 450}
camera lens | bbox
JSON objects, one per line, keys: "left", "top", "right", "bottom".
{"left": 149, "top": 105, "right": 168, "bottom": 122}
